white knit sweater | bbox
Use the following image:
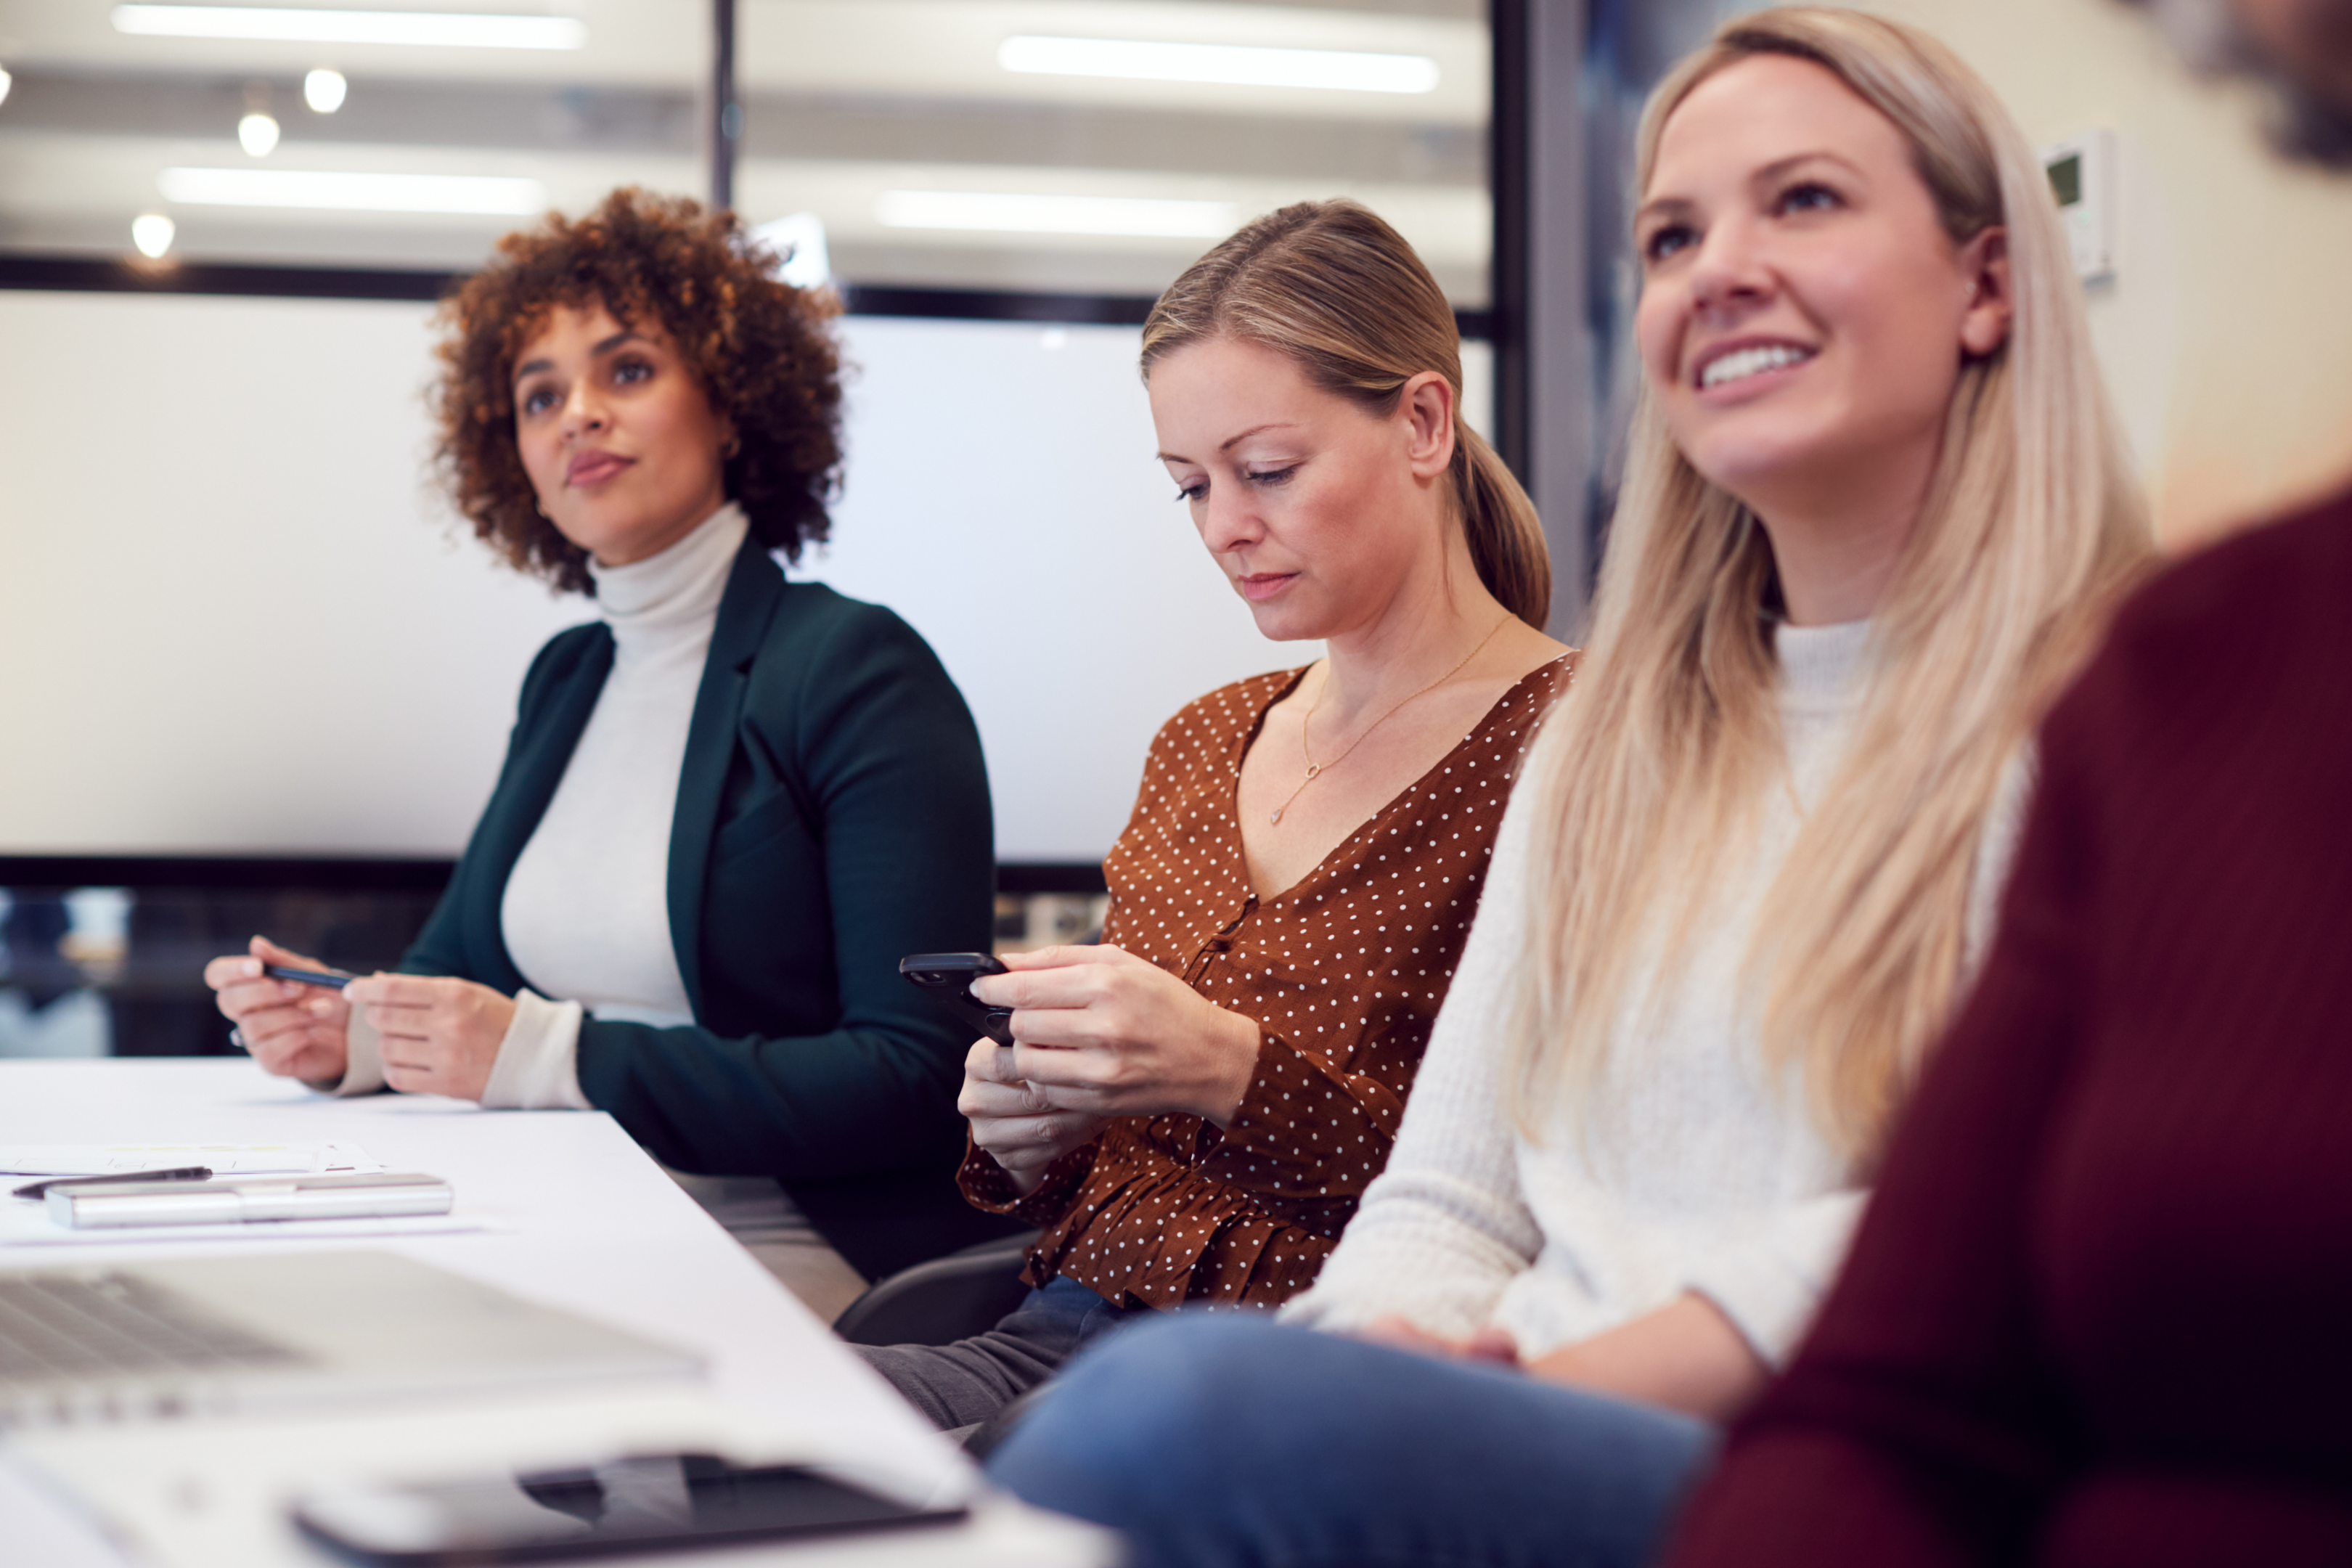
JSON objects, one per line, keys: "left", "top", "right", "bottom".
{"left": 1281, "top": 620, "right": 2032, "bottom": 1365}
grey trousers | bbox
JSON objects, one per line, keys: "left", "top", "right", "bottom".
{"left": 853, "top": 1276, "right": 1140, "bottom": 1432}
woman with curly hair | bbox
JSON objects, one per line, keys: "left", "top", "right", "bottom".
{"left": 205, "top": 187, "right": 1007, "bottom": 1304}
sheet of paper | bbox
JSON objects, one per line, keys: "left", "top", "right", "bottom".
{"left": 0, "top": 1206, "right": 499, "bottom": 1247}
{"left": 0, "top": 1143, "right": 381, "bottom": 1177}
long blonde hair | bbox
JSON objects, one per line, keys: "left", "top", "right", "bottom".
{"left": 1140, "top": 200, "right": 1551, "bottom": 626}
{"left": 1508, "top": 9, "right": 2149, "bottom": 1157}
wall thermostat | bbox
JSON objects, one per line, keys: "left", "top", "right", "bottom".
{"left": 2042, "top": 129, "right": 2115, "bottom": 284}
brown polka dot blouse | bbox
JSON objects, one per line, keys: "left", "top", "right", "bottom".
{"left": 958, "top": 655, "right": 1575, "bottom": 1310}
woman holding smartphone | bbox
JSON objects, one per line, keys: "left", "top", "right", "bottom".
{"left": 854, "top": 200, "right": 1572, "bottom": 1437}
{"left": 985, "top": 12, "right": 2153, "bottom": 1564}
{"left": 204, "top": 188, "right": 1002, "bottom": 1308}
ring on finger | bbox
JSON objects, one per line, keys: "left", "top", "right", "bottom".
{"left": 228, "top": 1026, "right": 248, "bottom": 1052}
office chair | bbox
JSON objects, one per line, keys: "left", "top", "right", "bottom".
{"left": 832, "top": 1228, "right": 1039, "bottom": 1347}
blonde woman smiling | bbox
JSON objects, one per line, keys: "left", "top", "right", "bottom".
{"left": 987, "top": 12, "right": 2152, "bottom": 1566}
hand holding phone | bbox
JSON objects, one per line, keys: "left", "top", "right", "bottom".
{"left": 899, "top": 952, "right": 1016, "bottom": 1047}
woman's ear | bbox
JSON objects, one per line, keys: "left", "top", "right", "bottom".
{"left": 1958, "top": 226, "right": 2014, "bottom": 359}
{"left": 1401, "top": 370, "right": 1458, "bottom": 479}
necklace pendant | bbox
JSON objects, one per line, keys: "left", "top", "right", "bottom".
{"left": 1268, "top": 807, "right": 1283, "bottom": 824}
{"left": 1304, "top": 764, "right": 1320, "bottom": 780}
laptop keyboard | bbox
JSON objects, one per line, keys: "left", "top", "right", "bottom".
{"left": 0, "top": 1271, "right": 305, "bottom": 1381}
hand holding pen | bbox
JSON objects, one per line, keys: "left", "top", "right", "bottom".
{"left": 202, "top": 935, "right": 355, "bottom": 1083}
{"left": 262, "top": 963, "right": 351, "bottom": 989}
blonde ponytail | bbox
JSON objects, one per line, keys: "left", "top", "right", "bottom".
{"left": 1453, "top": 422, "right": 1552, "bottom": 626}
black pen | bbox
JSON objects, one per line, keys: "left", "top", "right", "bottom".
{"left": 264, "top": 964, "right": 352, "bottom": 989}
{"left": 12, "top": 1166, "right": 214, "bottom": 1200}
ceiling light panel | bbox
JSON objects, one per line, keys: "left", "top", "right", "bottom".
{"left": 158, "top": 166, "right": 548, "bottom": 213}
{"left": 0, "top": 131, "right": 695, "bottom": 265}
{"left": 875, "top": 189, "right": 1238, "bottom": 237}
{"left": 740, "top": 1, "right": 1486, "bottom": 124}
{"left": 7, "top": 4, "right": 1478, "bottom": 108}
{"left": 736, "top": 158, "right": 1490, "bottom": 269}
{"left": 110, "top": 7, "right": 586, "bottom": 51}
{"left": 998, "top": 36, "right": 1437, "bottom": 94}
{"left": 4, "top": 2, "right": 699, "bottom": 89}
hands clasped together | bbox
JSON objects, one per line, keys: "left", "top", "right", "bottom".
{"left": 204, "top": 935, "right": 517, "bottom": 1101}
{"left": 1359, "top": 1294, "right": 1768, "bottom": 1421}
{"left": 957, "top": 944, "right": 1263, "bottom": 1197}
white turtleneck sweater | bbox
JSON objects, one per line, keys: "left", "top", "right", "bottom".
{"left": 482, "top": 502, "right": 750, "bottom": 1108}
{"left": 1282, "top": 620, "right": 2032, "bottom": 1366}
{"left": 324, "top": 503, "right": 748, "bottom": 1103}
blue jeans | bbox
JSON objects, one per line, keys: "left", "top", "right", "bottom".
{"left": 987, "top": 1314, "right": 1715, "bottom": 1568}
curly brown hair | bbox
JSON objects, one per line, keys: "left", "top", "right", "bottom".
{"left": 431, "top": 187, "right": 843, "bottom": 594}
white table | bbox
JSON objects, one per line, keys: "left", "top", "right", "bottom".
{"left": 0, "top": 1060, "right": 1115, "bottom": 1567}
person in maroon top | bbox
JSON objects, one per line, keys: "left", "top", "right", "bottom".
{"left": 1662, "top": 3, "right": 2352, "bottom": 1563}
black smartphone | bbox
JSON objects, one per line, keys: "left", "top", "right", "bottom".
{"left": 898, "top": 952, "right": 1015, "bottom": 1047}
{"left": 292, "top": 1453, "right": 966, "bottom": 1564}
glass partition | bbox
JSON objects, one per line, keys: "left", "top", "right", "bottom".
{"left": 739, "top": 0, "right": 1488, "bottom": 304}
{"left": 0, "top": 2, "right": 1489, "bottom": 302}
{"left": 0, "top": 1, "right": 706, "bottom": 269}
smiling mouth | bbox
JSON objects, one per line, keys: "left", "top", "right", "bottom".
{"left": 1697, "top": 343, "right": 1816, "bottom": 391}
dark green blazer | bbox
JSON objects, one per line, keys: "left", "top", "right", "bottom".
{"left": 401, "top": 536, "right": 1013, "bottom": 1278}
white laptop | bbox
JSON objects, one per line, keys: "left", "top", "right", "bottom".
{"left": 0, "top": 1251, "right": 701, "bottom": 1427}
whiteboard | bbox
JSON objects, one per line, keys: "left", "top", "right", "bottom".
{"left": 0, "top": 291, "right": 584, "bottom": 862}
{"left": 0, "top": 292, "right": 1485, "bottom": 863}
{"left": 810, "top": 315, "right": 1293, "bottom": 862}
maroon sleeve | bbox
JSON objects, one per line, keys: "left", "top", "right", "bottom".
{"left": 1663, "top": 704, "right": 2099, "bottom": 1566}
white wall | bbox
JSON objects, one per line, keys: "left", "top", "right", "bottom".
{"left": 0, "top": 293, "right": 1494, "bottom": 863}
{"left": 1855, "top": 0, "right": 2352, "bottom": 547}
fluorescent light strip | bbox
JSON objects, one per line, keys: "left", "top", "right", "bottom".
{"left": 112, "top": 6, "right": 584, "bottom": 50}
{"left": 998, "top": 36, "right": 1438, "bottom": 94}
{"left": 875, "top": 190, "right": 1238, "bottom": 239}
{"left": 159, "top": 167, "right": 547, "bottom": 214}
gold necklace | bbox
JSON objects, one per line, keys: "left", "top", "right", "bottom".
{"left": 1267, "top": 612, "right": 1513, "bottom": 826}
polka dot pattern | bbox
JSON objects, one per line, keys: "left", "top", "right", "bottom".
{"left": 958, "top": 655, "right": 1575, "bottom": 1312}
